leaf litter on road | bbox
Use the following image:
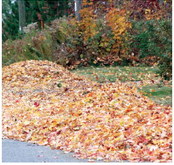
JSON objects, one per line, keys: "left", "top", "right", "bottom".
{"left": 2, "top": 60, "right": 172, "bottom": 162}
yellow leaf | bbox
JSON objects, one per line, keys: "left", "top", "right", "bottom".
{"left": 23, "top": 121, "right": 30, "bottom": 125}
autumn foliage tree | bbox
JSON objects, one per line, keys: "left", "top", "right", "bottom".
{"left": 105, "top": 8, "right": 131, "bottom": 58}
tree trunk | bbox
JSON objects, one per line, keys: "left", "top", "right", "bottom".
{"left": 18, "top": 0, "right": 26, "bottom": 33}
{"left": 74, "top": 0, "right": 82, "bottom": 21}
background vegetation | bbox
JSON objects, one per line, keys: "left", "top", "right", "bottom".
{"left": 2, "top": 0, "right": 172, "bottom": 80}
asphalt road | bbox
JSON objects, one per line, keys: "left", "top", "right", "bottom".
{"left": 2, "top": 139, "right": 89, "bottom": 162}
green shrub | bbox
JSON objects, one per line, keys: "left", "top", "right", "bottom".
{"left": 2, "top": 30, "right": 54, "bottom": 66}
{"left": 128, "top": 19, "right": 172, "bottom": 79}
{"left": 158, "top": 53, "right": 172, "bottom": 80}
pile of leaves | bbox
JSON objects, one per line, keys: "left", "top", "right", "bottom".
{"left": 2, "top": 60, "right": 172, "bottom": 162}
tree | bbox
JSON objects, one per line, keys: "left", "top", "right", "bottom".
{"left": 74, "top": 0, "right": 82, "bottom": 21}
{"left": 18, "top": 0, "right": 26, "bottom": 33}
{"left": 2, "top": 0, "right": 19, "bottom": 41}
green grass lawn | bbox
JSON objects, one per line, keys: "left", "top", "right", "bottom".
{"left": 72, "top": 66, "right": 172, "bottom": 106}
{"left": 141, "top": 85, "right": 172, "bottom": 106}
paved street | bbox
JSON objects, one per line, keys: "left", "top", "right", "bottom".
{"left": 2, "top": 139, "right": 88, "bottom": 162}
